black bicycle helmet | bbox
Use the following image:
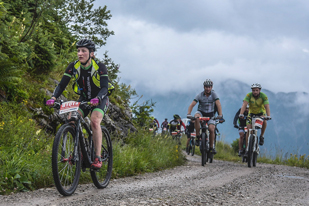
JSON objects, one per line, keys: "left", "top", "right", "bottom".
{"left": 76, "top": 39, "right": 96, "bottom": 52}
{"left": 173, "top": 114, "right": 181, "bottom": 119}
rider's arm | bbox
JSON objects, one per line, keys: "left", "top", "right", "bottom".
{"left": 181, "top": 121, "right": 186, "bottom": 130}
{"left": 52, "top": 63, "right": 74, "bottom": 99}
{"left": 233, "top": 109, "right": 241, "bottom": 125}
{"left": 96, "top": 63, "right": 109, "bottom": 100}
{"left": 264, "top": 104, "right": 271, "bottom": 116}
{"left": 239, "top": 100, "right": 248, "bottom": 115}
{"left": 215, "top": 100, "right": 223, "bottom": 116}
{"left": 187, "top": 100, "right": 197, "bottom": 115}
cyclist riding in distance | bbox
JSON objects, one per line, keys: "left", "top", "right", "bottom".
{"left": 233, "top": 104, "right": 249, "bottom": 156}
{"left": 168, "top": 114, "right": 185, "bottom": 135}
{"left": 185, "top": 118, "right": 195, "bottom": 153}
{"left": 150, "top": 116, "right": 160, "bottom": 131}
{"left": 239, "top": 83, "right": 271, "bottom": 156}
{"left": 187, "top": 79, "right": 223, "bottom": 154}
{"left": 46, "top": 39, "right": 109, "bottom": 170}
{"left": 161, "top": 118, "right": 169, "bottom": 131}
{"left": 177, "top": 116, "right": 186, "bottom": 132}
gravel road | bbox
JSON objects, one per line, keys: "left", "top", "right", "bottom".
{"left": 1, "top": 154, "right": 308, "bottom": 206}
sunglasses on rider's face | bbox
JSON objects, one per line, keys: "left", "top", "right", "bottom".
{"left": 204, "top": 86, "right": 212, "bottom": 88}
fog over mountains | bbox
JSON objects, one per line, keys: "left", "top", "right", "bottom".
{"left": 138, "top": 79, "right": 309, "bottom": 156}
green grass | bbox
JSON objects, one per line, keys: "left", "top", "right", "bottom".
{"left": 0, "top": 105, "right": 186, "bottom": 195}
{"left": 1, "top": 103, "right": 308, "bottom": 196}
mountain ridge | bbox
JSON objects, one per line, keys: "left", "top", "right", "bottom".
{"left": 137, "top": 79, "right": 309, "bottom": 156}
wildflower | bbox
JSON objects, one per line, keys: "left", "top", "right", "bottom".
{"left": 36, "top": 129, "right": 41, "bottom": 135}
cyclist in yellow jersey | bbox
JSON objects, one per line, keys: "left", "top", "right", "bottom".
{"left": 239, "top": 83, "right": 271, "bottom": 155}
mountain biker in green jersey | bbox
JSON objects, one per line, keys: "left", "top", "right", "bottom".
{"left": 46, "top": 39, "right": 110, "bottom": 170}
{"left": 239, "top": 83, "right": 271, "bottom": 156}
{"left": 187, "top": 79, "right": 223, "bottom": 154}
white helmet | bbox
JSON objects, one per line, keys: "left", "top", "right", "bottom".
{"left": 251, "top": 83, "right": 262, "bottom": 89}
{"left": 203, "top": 79, "right": 213, "bottom": 86}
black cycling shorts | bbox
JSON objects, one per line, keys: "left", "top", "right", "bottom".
{"left": 78, "top": 96, "right": 109, "bottom": 117}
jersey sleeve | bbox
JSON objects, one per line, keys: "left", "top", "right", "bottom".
{"left": 243, "top": 93, "right": 251, "bottom": 102}
{"left": 212, "top": 91, "right": 219, "bottom": 101}
{"left": 96, "top": 62, "right": 109, "bottom": 99}
{"left": 261, "top": 93, "right": 269, "bottom": 105}
{"left": 194, "top": 93, "right": 200, "bottom": 102}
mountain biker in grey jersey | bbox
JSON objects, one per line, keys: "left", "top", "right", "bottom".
{"left": 187, "top": 79, "right": 223, "bottom": 154}
{"left": 46, "top": 39, "right": 109, "bottom": 170}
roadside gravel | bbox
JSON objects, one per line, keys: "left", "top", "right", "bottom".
{"left": 1, "top": 154, "right": 308, "bottom": 206}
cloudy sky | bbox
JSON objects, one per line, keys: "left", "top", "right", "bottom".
{"left": 96, "top": 0, "right": 309, "bottom": 96}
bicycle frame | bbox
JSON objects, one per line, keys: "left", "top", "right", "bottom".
{"left": 58, "top": 101, "right": 94, "bottom": 167}
{"left": 246, "top": 116, "right": 260, "bottom": 155}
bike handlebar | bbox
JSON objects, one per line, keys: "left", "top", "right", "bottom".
{"left": 44, "top": 98, "right": 92, "bottom": 109}
{"left": 187, "top": 115, "right": 225, "bottom": 123}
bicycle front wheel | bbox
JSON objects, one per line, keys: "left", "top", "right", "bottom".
{"left": 52, "top": 124, "right": 81, "bottom": 196}
{"left": 247, "top": 134, "right": 254, "bottom": 168}
{"left": 253, "top": 140, "right": 258, "bottom": 167}
{"left": 91, "top": 126, "right": 113, "bottom": 189}
{"left": 201, "top": 133, "right": 207, "bottom": 166}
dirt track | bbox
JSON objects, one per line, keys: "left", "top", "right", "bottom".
{"left": 1, "top": 154, "right": 308, "bottom": 206}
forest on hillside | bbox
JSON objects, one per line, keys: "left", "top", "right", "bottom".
{"left": 0, "top": 0, "right": 155, "bottom": 125}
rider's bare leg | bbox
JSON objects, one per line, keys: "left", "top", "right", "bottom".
{"left": 186, "top": 136, "right": 190, "bottom": 148}
{"left": 194, "top": 113, "right": 201, "bottom": 139}
{"left": 208, "top": 124, "right": 215, "bottom": 148}
{"left": 261, "top": 120, "right": 267, "bottom": 136}
{"left": 239, "top": 131, "right": 244, "bottom": 151}
{"left": 91, "top": 110, "right": 103, "bottom": 157}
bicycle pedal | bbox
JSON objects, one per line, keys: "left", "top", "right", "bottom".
{"left": 90, "top": 167, "right": 100, "bottom": 172}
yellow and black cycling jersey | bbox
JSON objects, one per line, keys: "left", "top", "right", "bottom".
{"left": 168, "top": 119, "right": 180, "bottom": 132}
{"left": 52, "top": 59, "right": 114, "bottom": 100}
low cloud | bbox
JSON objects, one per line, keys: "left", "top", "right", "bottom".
{"left": 100, "top": 16, "right": 309, "bottom": 96}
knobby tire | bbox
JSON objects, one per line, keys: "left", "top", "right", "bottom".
{"left": 253, "top": 138, "right": 258, "bottom": 167}
{"left": 90, "top": 126, "right": 113, "bottom": 189}
{"left": 201, "top": 133, "right": 207, "bottom": 166}
{"left": 52, "top": 124, "right": 81, "bottom": 196}
{"left": 247, "top": 134, "right": 254, "bottom": 168}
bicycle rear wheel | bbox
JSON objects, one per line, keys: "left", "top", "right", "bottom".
{"left": 201, "top": 133, "right": 207, "bottom": 166}
{"left": 52, "top": 124, "right": 81, "bottom": 196}
{"left": 247, "top": 135, "right": 254, "bottom": 168}
{"left": 91, "top": 126, "right": 113, "bottom": 189}
{"left": 187, "top": 140, "right": 191, "bottom": 155}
